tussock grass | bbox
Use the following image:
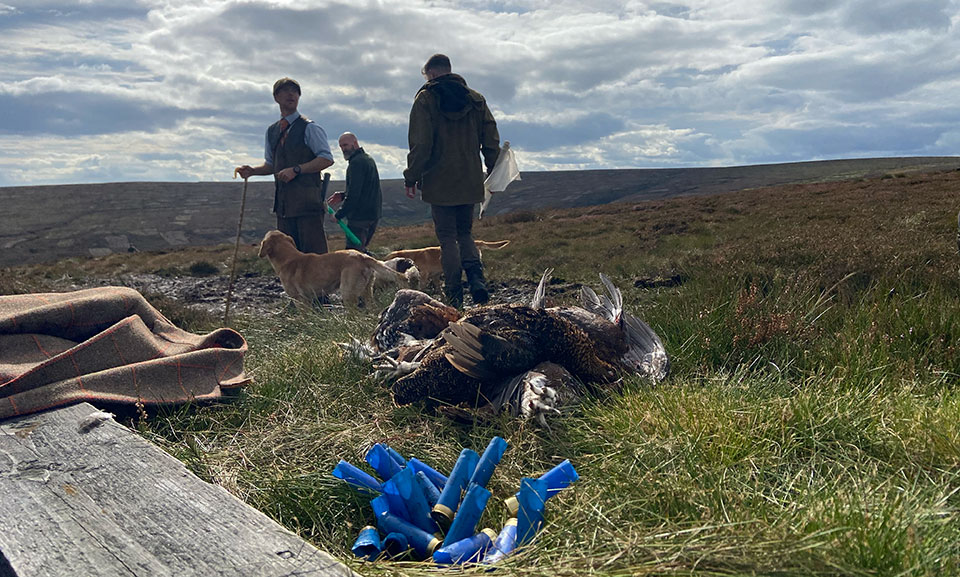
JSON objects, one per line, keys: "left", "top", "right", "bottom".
{"left": 7, "top": 169, "right": 960, "bottom": 575}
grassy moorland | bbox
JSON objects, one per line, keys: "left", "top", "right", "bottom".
{"left": 4, "top": 168, "right": 960, "bottom": 575}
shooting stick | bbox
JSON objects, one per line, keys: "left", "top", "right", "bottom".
{"left": 223, "top": 173, "right": 248, "bottom": 324}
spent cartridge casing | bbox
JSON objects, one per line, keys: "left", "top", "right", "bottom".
{"left": 376, "top": 512, "right": 441, "bottom": 559}
{"left": 382, "top": 485, "right": 412, "bottom": 524}
{"left": 366, "top": 443, "right": 403, "bottom": 481}
{"left": 383, "top": 466, "right": 437, "bottom": 533}
{"left": 433, "top": 528, "right": 498, "bottom": 565}
{"left": 515, "top": 477, "right": 548, "bottom": 546}
{"left": 505, "top": 458, "right": 578, "bottom": 515}
{"left": 332, "top": 459, "right": 383, "bottom": 493}
{"left": 415, "top": 470, "right": 441, "bottom": 507}
{"left": 372, "top": 492, "right": 415, "bottom": 525}
{"left": 469, "top": 436, "right": 508, "bottom": 489}
{"left": 483, "top": 518, "right": 518, "bottom": 564}
{"left": 408, "top": 457, "right": 448, "bottom": 490}
{"left": 443, "top": 482, "right": 492, "bottom": 546}
{"left": 539, "top": 458, "right": 579, "bottom": 495}
{"left": 432, "top": 448, "right": 479, "bottom": 525}
{"left": 382, "top": 444, "right": 407, "bottom": 469}
{"left": 371, "top": 494, "right": 390, "bottom": 517}
{"left": 381, "top": 531, "right": 410, "bottom": 559}
{"left": 351, "top": 525, "right": 381, "bottom": 561}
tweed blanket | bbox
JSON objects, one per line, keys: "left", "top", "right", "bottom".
{"left": 0, "top": 286, "right": 249, "bottom": 420}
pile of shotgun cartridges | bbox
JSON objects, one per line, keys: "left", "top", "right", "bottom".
{"left": 333, "top": 436, "right": 579, "bottom": 564}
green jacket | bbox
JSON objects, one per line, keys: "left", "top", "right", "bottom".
{"left": 403, "top": 74, "right": 500, "bottom": 206}
{"left": 336, "top": 147, "right": 381, "bottom": 222}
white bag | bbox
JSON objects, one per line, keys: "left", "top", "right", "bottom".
{"left": 480, "top": 141, "right": 520, "bottom": 219}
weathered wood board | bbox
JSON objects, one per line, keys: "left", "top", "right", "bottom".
{"left": 0, "top": 402, "right": 357, "bottom": 577}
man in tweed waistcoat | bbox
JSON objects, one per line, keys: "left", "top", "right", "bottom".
{"left": 236, "top": 77, "right": 335, "bottom": 254}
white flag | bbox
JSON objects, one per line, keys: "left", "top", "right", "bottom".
{"left": 480, "top": 141, "right": 521, "bottom": 219}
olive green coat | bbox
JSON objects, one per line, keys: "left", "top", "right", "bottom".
{"left": 403, "top": 74, "right": 500, "bottom": 206}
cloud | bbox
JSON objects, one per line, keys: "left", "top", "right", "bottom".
{"left": 0, "top": 89, "right": 211, "bottom": 135}
{"left": 840, "top": 0, "right": 953, "bottom": 34}
{"left": 755, "top": 122, "right": 946, "bottom": 160}
{"left": 0, "top": 0, "right": 958, "bottom": 187}
{"left": 498, "top": 112, "right": 627, "bottom": 151}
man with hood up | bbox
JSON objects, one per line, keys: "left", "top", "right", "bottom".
{"left": 403, "top": 54, "right": 500, "bottom": 308}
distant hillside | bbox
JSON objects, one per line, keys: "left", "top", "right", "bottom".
{"left": 1, "top": 156, "right": 957, "bottom": 267}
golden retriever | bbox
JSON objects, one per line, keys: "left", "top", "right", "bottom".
{"left": 384, "top": 240, "right": 510, "bottom": 291}
{"left": 259, "top": 230, "right": 419, "bottom": 308}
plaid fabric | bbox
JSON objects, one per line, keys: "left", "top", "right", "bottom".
{"left": 0, "top": 286, "right": 249, "bottom": 420}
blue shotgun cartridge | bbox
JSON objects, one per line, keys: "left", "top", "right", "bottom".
{"left": 443, "top": 482, "right": 492, "bottom": 546}
{"left": 383, "top": 466, "right": 437, "bottom": 533}
{"left": 332, "top": 459, "right": 382, "bottom": 493}
{"left": 505, "top": 459, "right": 578, "bottom": 515}
{"left": 365, "top": 443, "right": 403, "bottom": 481}
{"left": 408, "top": 457, "right": 448, "bottom": 490}
{"left": 376, "top": 512, "right": 441, "bottom": 559}
{"left": 382, "top": 444, "right": 407, "bottom": 469}
{"left": 381, "top": 532, "right": 410, "bottom": 559}
{"left": 431, "top": 448, "right": 479, "bottom": 525}
{"left": 351, "top": 525, "right": 381, "bottom": 561}
{"left": 515, "top": 477, "right": 548, "bottom": 545}
{"left": 433, "top": 528, "right": 498, "bottom": 565}
{"left": 469, "top": 436, "right": 508, "bottom": 488}
{"left": 415, "top": 470, "right": 441, "bottom": 507}
{"left": 483, "top": 518, "right": 518, "bottom": 564}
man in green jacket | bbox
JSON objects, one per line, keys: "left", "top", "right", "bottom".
{"left": 403, "top": 54, "right": 500, "bottom": 307}
{"left": 327, "top": 132, "right": 382, "bottom": 253}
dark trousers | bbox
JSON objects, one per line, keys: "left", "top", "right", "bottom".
{"left": 277, "top": 214, "right": 328, "bottom": 255}
{"left": 431, "top": 204, "right": 481, "bottom": 292}
{"left": 344, "top": 219, "right": 378, "bottom": 253}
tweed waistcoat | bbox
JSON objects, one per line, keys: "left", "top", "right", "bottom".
{"left": 268, "top": 116, "right": 324, "bottom": 217}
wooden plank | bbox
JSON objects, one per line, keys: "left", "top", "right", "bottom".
{"left": 0, "top": 403, "right": 357, "bottom": 577}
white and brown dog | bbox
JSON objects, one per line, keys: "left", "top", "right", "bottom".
{"left": 258, "top": 230, "right": 419, "bottom": 308}
{"left": 385, "top": 240, "right": 510, "bottom": 291}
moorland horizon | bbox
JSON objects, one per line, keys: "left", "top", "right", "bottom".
{"left": 1, "top": 155, "right": 958, "bottom": 268}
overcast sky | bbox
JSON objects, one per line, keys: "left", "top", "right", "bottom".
{"left": 1, "top": 0, "right": 958, "bottom": 186}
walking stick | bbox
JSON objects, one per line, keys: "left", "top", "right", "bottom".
{"left": 223, "top": 170, "right": 249, "bottom": 325}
